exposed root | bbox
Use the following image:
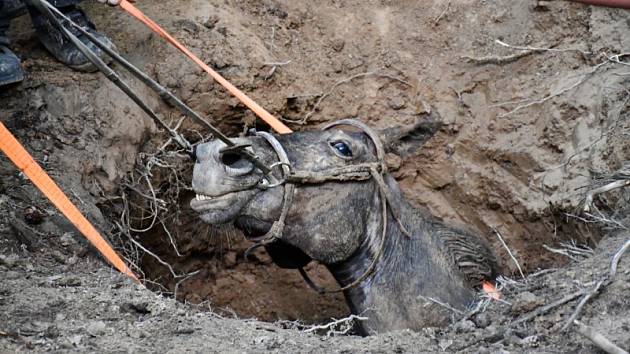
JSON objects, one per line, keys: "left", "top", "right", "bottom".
{"left": 495, "top": 51, "right": 629, "bottom": 118}
{"left": 462, "top": 39, "right": 590, "bottom": 65}
{"left": 573, "top": 320, "right": 629, "bottom": 354}
{"left": 561, "top": 238, "right": 630, "bottom": 331}
{"left": 285, "top": 69, "right": 412, "bottom": 125}
{"left": 302, "top": 314, "right": 368, "bottom": 337}
{"left": 543, "top": 241, "right": 594, "bottom": 261}
{"left": 584, "top": 163, "right": 630, "bottom": 212}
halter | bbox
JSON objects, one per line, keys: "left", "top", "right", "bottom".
{"left": 245, "top": 119, "right": 411, "bottom": 294}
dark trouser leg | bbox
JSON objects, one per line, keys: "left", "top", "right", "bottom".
{"left": 0, "top": 0, "right": 27, "bottom": 21}
{"left": 0, "top": 2, "right": 24, "bottom": 86}
{"left": 0, "top": 16, "right": 10, "bottom": 46}
{"left": 42, "top": 0, "right": 82, "bottom": 7}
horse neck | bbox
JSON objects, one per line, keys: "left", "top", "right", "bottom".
{"left": 325, "top": 188, "right": 473, "bottom": 319}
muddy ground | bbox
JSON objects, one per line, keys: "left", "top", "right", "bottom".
{"left": 1, "top": 0, "right": 629, "bottom": 352}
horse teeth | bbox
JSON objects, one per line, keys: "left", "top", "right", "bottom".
{"left": 195, "top": 194, "right": 214, "bottom": 201}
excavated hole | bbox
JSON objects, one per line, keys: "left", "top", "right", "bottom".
{"left": 136, "top": 198, "right": 349, "bottom": 323}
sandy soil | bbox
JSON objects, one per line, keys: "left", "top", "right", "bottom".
{"left": 1, "top": 0, "right": 629, "bottom": 352}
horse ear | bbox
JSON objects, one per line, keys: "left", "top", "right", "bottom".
{"left": 379, "top": 111, "right": 442, "bottom": 159}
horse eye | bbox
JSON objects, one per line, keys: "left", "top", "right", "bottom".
{"left": 331, "top": 141, "right": 353, "bottom": 157}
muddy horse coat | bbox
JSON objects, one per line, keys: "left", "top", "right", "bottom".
{"left": 190, "top": 119, "right": 500, "bottom": 334}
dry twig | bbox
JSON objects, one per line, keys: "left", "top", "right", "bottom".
{"left": 561, "top": 238, "right": 630, "bottom": 331}
{"left": 418, "top": 295, "right": 465, "bottom": 315}
{"left": 433, "top": 1, "right": 451, "bottom": 26}
{"left": 463, "top": 39, "right": 590, "bottom": 65}
{"left": 492, "top": 226, "right": 525, "bottom": 279}
{"left": 302, "top": 314, "right": 368, "bottom": 337}
{"left": 462, "top": 50, "right": 536, "bottom": 65}
{"left": 573, "top": 320, "right": 629, "bottom": 354}
{"left": 513, "top": 290, "right": 586, "bottom": 326}
{"left": 584, "top": 179, "right": 630, "bottom": 212}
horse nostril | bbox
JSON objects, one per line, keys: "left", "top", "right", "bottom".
{"left": 219, "top": 150, "right": 255, "bottom": 176}
{"left": 220, "top": 151, "right": 243, "bottom": 167}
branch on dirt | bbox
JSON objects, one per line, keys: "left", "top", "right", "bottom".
{"left": 495, "top": 51, "right": 629, "bottom": 117}
{"left": 462, "top": 39, "right": 590, "bottom": 65}
{"left": 433, "top": 1, "right": 451, "bottom": 26}
{"left": 561, "top": 238, "right": 630, "bottom": 331}
{"left": 418, "top": 295, "right": 465, "bottom": 315}
{"left": 497, "top": 61, "right": 608, "bottom": 117}
{"left": 462, "top": 50, "right": 536, "bottom": 65}
{"left": 302, "top": 314, "right": 368, "bottom": 337}
{"left": 543, "top": 241, "right": 593, "bottom": 262}
{"left": 263, "top": 60, "right": 292, "bottom": 80}
{"left": 573, "top": 320, "right": 629, "bottom": 354}
{"left": 583, "top": 163, "right": 630, "bottom": 212}
{"left": 491, "top": 226, "right": 525, "bottom": 279}
{"left": 494, "top": 39, "right": 591, "bottom": 56}
{"left": 513, "top": 290, "right": 586, "bottom": 326}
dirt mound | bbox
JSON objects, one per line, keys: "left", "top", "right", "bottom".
{"left": 1, "top": 0, "right": 630, "bottom": 352}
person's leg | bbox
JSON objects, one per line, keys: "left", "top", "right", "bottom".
{"left": 0, "top": 1, "right": 25, "bottom": 86}
{"left": 25, "top": 0, "right": 115, "bottom": 72}
{"left": 47, "top": 0, "right": 82, "bottom": 7}
{"left": 1, "top": 0, "right": 27, "bottom": 18}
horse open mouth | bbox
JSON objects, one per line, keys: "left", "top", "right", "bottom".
{"left": 189, "top": 190, "right": 256, "bottom": 224}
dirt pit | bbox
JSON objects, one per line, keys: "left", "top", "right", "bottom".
{"left": 1, "top": 0, "right": 630, "bottom": 352}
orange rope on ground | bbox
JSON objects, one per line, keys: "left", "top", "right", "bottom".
{"left": 119, "top": 0, "right": 293, "bottom": 135}
{"left": 482, "top": 280, "right": 501, "bottom": 300}
{"left": 0, "top": 122, "right": 138, "bottom": 282}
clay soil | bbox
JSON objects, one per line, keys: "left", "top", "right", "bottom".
{"left": 1, "top": 0, "right": 629, "bottom": 352}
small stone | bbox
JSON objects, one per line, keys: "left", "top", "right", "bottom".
{"left": 438, "top": 339, "right": 453, "bottom": 351}
{"left": 45, "top": 325, "right": 60, "bottom": 339}
{"left": 86, "top": 321, "right": 107, "bottom": 337}
{"left": 23, "top": 206, "right": 46, "bottom": 224}
{"left": 0, "top": 254, "right": 19, "bottom": 268}
{"left": 59, "top": 232, "right": 77, "bottom": 247}
{"left": 67, "top": 334, "right": 83, "bottom": 347}
{"left": 453, "top": 319, "right": 477, "bottom": 333}
{"left": 127, "top": 325, "right": 150, "bottom": 339}
{"left": 388, "top": 96, "right": 406, "bottom": 110}
{"left": 331, "top": 38, "right": 345, "bottom": 52}
{"left": 385, "top": 153, "right": 402, "bottom": 171}
{"left": 54, "top": 276, "right": 82, "bottom": 287}
{"left": 472, "top": 312, "right": 492, "bottom": 328}
{"left": 51, "top": 250, "right": 68, "bottom": 264}
{"left": 173, "top": 19, "right": 198, "bottom": 34}
{"left": 511, "top": 291, "right": 543, "bottom": 314}
{"left": 224, "top": 251, "right": 237, "bottom": 268}
{"left": 203, "top": 15, "right": 219, "bottom": 29}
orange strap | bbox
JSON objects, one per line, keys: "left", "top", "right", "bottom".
{"left": 0, "top": 122, "right": 138, "bottom": 282}
{"left": 119, "top": 0, "right": 293, "bottom": 135}
{"left": 482, "top": 280, "right": 501, "bottom": 300}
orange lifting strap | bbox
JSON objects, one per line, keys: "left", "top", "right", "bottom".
{"left": 0, "top": 122, "right": 138, "bottom": 282}
{"left": 119, "top": 0, "right": 293, "bottom": 135}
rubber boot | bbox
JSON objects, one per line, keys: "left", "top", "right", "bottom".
{"left": 28, "top": 4, "right": 115, "bottom": 72}
{"left": 0, "top": 16, "right": 24, "bottom": 87}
